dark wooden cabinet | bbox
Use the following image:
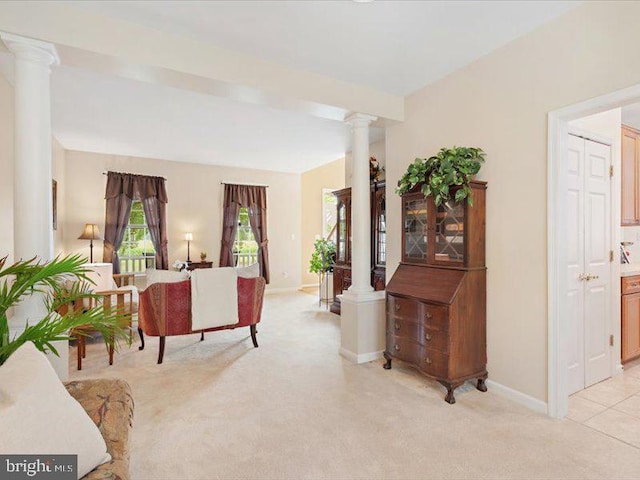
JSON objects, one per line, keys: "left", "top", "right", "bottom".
{"left": 622, "top": 275, "right": 640, "bottom": 363}
{"left": 186, "top": 261, "right": 213, "bottom": 271}
{"left": 384, "top": 180, "right": 487, "bottom": 404}
{"left": 330, "top": 182, "right": 386, "bottom": 314}
{"left": 622, "top": 125, "right": 640, "bottom": 226}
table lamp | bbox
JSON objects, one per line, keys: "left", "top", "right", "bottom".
{"left": 78, "top": 223, "right": 102, "bottom": 263}
{"left": 185, "top": 232, "right": 193, "bottom": 263}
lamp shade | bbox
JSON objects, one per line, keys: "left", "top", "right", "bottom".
{"left": 78, "top": 223, "right": 102, "bottom": 240}
{"left": 185, "top": 233, "right": 193, "bottom": 241}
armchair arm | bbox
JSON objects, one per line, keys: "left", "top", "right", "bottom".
{"left": 113, "top": 273, "right": 135, "bottom": 288}
{"left": 237, "top": 276, "right": 266, "bottom": 327}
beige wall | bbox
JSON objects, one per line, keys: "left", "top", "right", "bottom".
{"left": 63, "top": 150, "right": 301, "bottom": 291}
{"left": 300, "top": 157, "right": 345, "bottom": 286}
{"left": 0, "top": 75, "right": 14, "bottom": 263}
{"left": 386, "top": 1, "right": 640, "bottom": 403}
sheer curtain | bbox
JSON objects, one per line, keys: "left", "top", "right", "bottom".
{"left": 103, "top": 172, "right": 169, "bottom": 272}
{"left": 219, "top": 184, "right": 270, "bottom": 283}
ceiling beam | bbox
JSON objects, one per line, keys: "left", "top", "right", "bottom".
{"left": 0, "top": 3, "right": 404, "bottom": 123}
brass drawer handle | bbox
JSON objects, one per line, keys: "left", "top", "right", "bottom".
{"left": 395, "top": 303, "right": 401, "bottom": 312}
{"left": 394, "top": 322, "right": 401, "bottom": 330}
{"left": 425, "top": 333, "right": 432, "bottom": 341}
{"left": 425, "top": 357, "right": 432, "bottom": 365}
{"left": 425, "top": 311, "right": 433, "bottom": 319}
{"left": 394, "top": 344, "right": 400, "bottom": 351}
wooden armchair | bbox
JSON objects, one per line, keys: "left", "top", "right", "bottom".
{"left": 68, "top": 288, "right": 134, "bottom": 370}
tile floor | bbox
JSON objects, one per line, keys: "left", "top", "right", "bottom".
{"left": 568, "top": 359, "right": 640, "bottom": 449}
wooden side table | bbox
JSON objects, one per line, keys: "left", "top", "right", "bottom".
{"left": 187, "top": 261, "right": 213, "bottom": 271}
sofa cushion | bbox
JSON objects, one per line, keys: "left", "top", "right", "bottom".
{"left": 145, "top": 268, "right": 189, "bottom": 288}
{"left": 65, "top": 379, "right": 133, "bottom": 480}
{"left": 236, "top": 262, "right": 260, "bottom": 278}
{"left": 0, "top": 342, "right": 111, "bottom": 478}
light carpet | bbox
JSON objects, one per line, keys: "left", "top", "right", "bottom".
{"left": 70, "top": 292, "right": 640, "bottom": 479}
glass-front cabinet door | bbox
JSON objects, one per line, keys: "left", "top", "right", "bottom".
{"left": 434, "top": 199, "right": 465, "bottom": 265}
{"left": 336, "top": 199, "right": 347, "bottom": 263}
{"left": 403, "top": 194, "right": 429, "bottom": 264}
{"left": 375, "top": 189, "right": 386, "bottom": 266}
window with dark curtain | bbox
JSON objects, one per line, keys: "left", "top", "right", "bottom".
{"left": 219, "top": 183, "right": 270, "bottom": 283}
{"left": 103, "top": 172, "right": 169, "bottom": 273}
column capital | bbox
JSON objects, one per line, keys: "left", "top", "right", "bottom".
{"left": 344, "top": 112, "right": 377, "bottom": 128}
{"left": 1, "top": 32, "right": 59, "bottom": 66}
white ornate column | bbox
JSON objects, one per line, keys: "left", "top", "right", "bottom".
{"left": 1, "top": 33, "right": 67, "bottom": 377}
{"left": 340, "top": 113, "right": 386, "bottom": 364}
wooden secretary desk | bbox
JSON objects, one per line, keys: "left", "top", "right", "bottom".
{"left": 384, "top": 180, "right": 487, "bottom": 404}
{"left": 330, "top": 181, "right": 386, "bottom": 314}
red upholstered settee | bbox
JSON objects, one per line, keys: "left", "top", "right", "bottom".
{"left": 137, "top": 276, "right": 266, "bottom": 363}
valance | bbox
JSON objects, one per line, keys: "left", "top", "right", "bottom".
{"left": 104, "top": 171, "right": 168, "bottom": 203}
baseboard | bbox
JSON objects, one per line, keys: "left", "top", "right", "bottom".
{"left": 339, "top": 347, "right": 383, "bottom": 364}
{"left": 486, "top": 379, "right": 548, "bottom": 415}
{"left": 615, "top": 363, "right": 624, "bottom": 376}
{"left": 265, "top": 286, "right": 300, "bottom": 295}
{"left": 299, "top": 283, "right": 317, "bottom": 289}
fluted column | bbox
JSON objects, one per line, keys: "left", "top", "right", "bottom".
{"left": 344, "top": 112, "right": 376, "bottom": 297}
{"left": 1, "top": 33, "right": 65, "bottom": 376}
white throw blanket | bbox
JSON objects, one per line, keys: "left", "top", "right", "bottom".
{"left": 190, "top": 267, "right": 239, "bottom": 331}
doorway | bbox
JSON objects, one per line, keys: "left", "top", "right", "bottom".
{"left": 566, "top": 132, "right": 612, "bottom": 395}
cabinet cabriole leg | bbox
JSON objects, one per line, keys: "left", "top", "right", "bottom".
{"left": 383, "top": 351, "right": 392, "bottom": 370}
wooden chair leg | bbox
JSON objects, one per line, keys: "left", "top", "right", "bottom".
{"left": 200, "top": 330, "right": 204, "bottom": 341}
{"left": 157, "top": 336, "right": 166, "bottom": 364}
{"left": 108, "top": 335, "right": 114, "bottom": 366}
{"left": 138, "top": 328, "right": 145, "bottom": 350}
{"left": 250, "top": 324, "right": 258, "bottom": 348}
{"left": 81, "top": 338, "right": 87, "bottom": 358}
{"left": 77, "top": 336, "right": 83, "bottom": 371}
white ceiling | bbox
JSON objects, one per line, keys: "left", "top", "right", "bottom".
{"left": 0, "top": 1, "right": 578, "bottom": 173}
{"left": 0, "top": 53, "right": 385, "bottom": 173}
{"left": 71, "top": 0, "right": 578, "bottom": 96}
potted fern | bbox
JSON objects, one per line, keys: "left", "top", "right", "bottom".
{"left": 309, "top": 239, "right": 336, "bottom": 308}
{"left": 396, "top": 146, "right": 485, "bottom": 205}
{"left": 0, "top": 254, "right": 128, "bottom": 365}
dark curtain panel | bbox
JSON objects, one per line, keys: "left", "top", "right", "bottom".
{"left": 219, "top": 185, "right": 241, "bottom": 269}
{"left": 247, "top": 192, "right": 270, "bottom": 284}
{"left": 103, "top": 171, "right": 169, "bottom": 272}
{"left": 103, "top": 174, "right": 134, "bottom": 274}
{"left": 219, "top": 184, "right": 270, "bottom": 283}
{"left": 141, "top": 195, "right": 169, "bottom": 270}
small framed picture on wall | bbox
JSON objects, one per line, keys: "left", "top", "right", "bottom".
{"left": 52, "top": 179, "right": 57, "bottom": 230}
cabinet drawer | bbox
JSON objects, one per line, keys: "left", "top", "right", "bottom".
{"left": 387, "top": 295, "right": 419, "bottom": 318}
{"left": 420, "top": 303, "right": 448, "bottom": 330}
{"left": 386, "top": 334, "right": 422, "bottom": 364}
{"left": 387, "top": 316, "right": 421, "bottom": 339}
{"left": 419, "top": 349, "right": 449, "bottom": 377}
{"left": 622, "top": 276, "right": 640, "bottom": 295}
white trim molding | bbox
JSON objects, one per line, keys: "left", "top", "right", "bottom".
{"left": 486, "top": 380, "right": 548, "bottom": 415}
{"left": 547, "top": 83, "right": 640, "bottom": 419}
{"left": 339, "top": 347, "right": 384, "bottom": 364}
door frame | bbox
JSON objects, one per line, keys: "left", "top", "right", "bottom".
{"left": 547, "top": 85, "right": 640, "bottom": 418}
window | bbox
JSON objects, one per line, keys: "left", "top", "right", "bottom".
{"left": 233, "top": 207, "right": 258, "bottom": 267}
{"left": 322, "top": 188, "right": 337, "bottom": 243}
{"left": 118, "top": 201, "right": 156, "bottom": 273}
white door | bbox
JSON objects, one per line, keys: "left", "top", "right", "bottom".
{"left": 567, "top": 134, "right": 612, "bottom": 395}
